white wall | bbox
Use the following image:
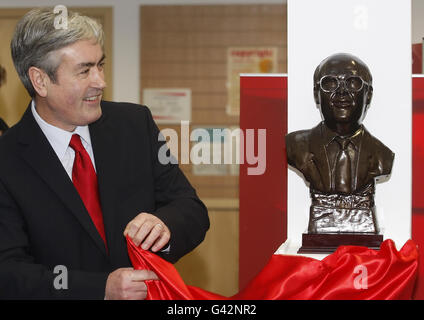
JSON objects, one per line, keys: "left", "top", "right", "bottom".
{"left": 0, "top": 0, "right": 285, "bottom": 103}
{"left": 287, "top": 0, "right": 412, "bottom": 251}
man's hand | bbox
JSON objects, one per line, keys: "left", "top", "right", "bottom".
{"left": 105, "top": 268, "right": 159, "bottom": 300}
{"left": 123, "top": 212, "right": 171, "bottom": 252}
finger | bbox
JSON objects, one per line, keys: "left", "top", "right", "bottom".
{"left": 119, "top": 286, "right": 148, "bottom": 300}
{"left": 151, "top": 230, "right": 171, "bottom": 252}
{"left": 132, "top": 220, "right": 155, "bottom": 246}
{"left": 124, "top": 219, "right": 143, "bottom": 239}
{"left": 141, "top": 223, "right": 164, "bottom": 250}
{"left": 127, "top": 279, "right": 148, "bottom": 292}
{"left": 130, "top": 269, "right": 159, "bottom": 281}
{"left": 123, "top": 212, "right": 149, "bottom": 237}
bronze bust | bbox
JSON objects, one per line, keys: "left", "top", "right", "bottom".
{"left": 286, "top": 53, "right": 394, "bottom": 252}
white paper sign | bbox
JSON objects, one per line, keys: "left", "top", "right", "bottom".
{"left": 143, "top": 88, "right": 191, "bottom": 124}
{"left": 226, "top": 47, "right": 278, "bottom": 115}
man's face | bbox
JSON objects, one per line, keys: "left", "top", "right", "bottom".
{"left": 314, "top": 58, "right": 372, "bottom": 130}
{"left": 39, "top": 39, "right": 106, "bottom": 131}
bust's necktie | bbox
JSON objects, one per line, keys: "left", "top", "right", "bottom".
{"left": 334, "top": 137, "right": 352, "bottom": 194}
{"left": 69, "top": 134, "right": 107, "bottom": 248}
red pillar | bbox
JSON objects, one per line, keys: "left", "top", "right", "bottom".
{"left": 239, "top": 75, "right": 288, "bottom": 290}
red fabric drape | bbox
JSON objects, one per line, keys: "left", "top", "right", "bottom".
{"left": 126, "top": 236, "right": 418, "bottom": 300}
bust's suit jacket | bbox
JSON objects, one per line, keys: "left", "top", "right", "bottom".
{"left": 0, "top": 101, "right": 209, "bottom": 299}
{"left": 286, "top": 122, "right": 394, "bottom": 193}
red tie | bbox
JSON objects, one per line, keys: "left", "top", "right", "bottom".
{"left": 69, "top": 134, "right": 107, "bottom": 248}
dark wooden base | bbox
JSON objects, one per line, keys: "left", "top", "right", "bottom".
{"left": 298, "top": 232, "right": 383, "bottom": 254}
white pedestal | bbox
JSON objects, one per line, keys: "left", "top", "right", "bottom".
{"left": 274, "top": 239, "right": 328, "bottom": 260}
{"left": 287, "top": 0, "right": 412, "bottom": 251}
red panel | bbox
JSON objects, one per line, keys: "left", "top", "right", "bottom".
{"left": 412, "top": 43, "right": 422, "bottom": 75}
{"left": 412, "top": 77, "right": 424, "bottom": 299}
{"left": 239, "top": 75, "right": 287, "bottom": 290}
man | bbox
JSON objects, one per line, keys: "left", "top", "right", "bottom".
{"left": 286, "top": 53, "right": 394, "bottom": 234}
{"left": 0, "top": 8, "right": 209, "bottom": 299}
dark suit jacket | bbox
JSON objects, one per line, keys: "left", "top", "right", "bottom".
{"left": 0, "top": 101, "right": 209, "bottom": 299}
{"left": 286, "top": 122, "right": 394, "bottom": 193}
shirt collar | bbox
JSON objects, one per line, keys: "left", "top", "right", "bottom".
{"left": 31, "top": 100, "right": 93, "bottom": 160}
{"left": 320, "top": 122, "right": 363, "bottom": 150}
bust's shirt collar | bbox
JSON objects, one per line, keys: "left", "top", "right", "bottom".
{"left": 320, "top": 121, "right": 364, "bottom": 150}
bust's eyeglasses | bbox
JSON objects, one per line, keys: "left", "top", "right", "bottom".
{"left": 319, "top": 75, "right": 369, "bottom": 93}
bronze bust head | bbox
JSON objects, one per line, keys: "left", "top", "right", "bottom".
{"left": 314, "top": 53, "right": 373, "bottom": 137}
{"left": 286, "top": 53, "right": 394, "bottom": 251}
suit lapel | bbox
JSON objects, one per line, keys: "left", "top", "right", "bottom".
{"left": 17, "top": 105, "right": 108, "bottom": 257}
{"left": 356, "top": 127, "right": 376, "bottom": 188}
{"left": 89, "top": 104, "right": 121, "bottom": 258}
{"left": 309, "top": 124, "right": 332, "bottom": 191}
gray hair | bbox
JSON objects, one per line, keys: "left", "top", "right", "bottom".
{"left": 11, "top": 7, "right": 104, "bottom": 97}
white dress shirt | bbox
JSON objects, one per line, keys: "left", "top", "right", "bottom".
{"left": 31, "top": 100, "right": 96, "bottom": 180}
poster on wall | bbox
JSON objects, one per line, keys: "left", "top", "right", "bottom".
{"left": 226, "top": 47, "right": 278, "bottom": 116}
{"left": 143, "top": 88, "right": 191, "bottom": 124}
